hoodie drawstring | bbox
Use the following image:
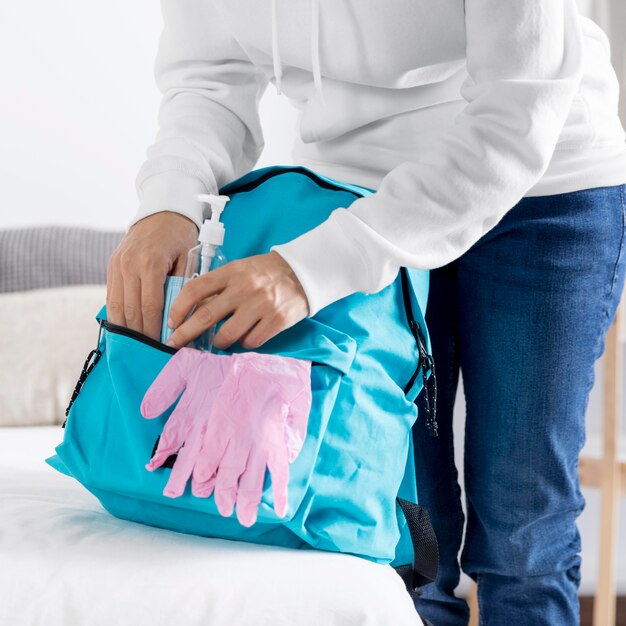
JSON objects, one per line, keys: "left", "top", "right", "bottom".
{"left": 310, "top": 0, "right": 325, "bottom": 105}
{"left": 271, "top": 0, "right": 283, "bottom": 95}
{"left": 271, "top": 0, "right": 325, "bottom": 104}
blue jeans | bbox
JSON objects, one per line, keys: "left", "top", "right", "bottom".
{"left": 412, "top": 184, "right": 626, "bottom": 626}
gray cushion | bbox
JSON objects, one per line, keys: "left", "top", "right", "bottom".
{"left": 0, "top": 227, "right": 123, "bottom": 293}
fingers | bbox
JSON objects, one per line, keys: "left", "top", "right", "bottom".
{"left": 166, "top": 253, "right": 310, "bottom": 349}
{"left": 171, "top": 251, "right": 189, "bottom": 277}
{"left": 267, "top": 444, "right": 291, "bottom": 518}
{"left": 235, "top": 449, "right": 268, "bottom": 527}
{"left": 212, "top": 307, "right": 263, "bottom": 351}
{"left": 123, "top": 273, "right": 143, "bottom": 334}
{"left": 108, "top": 254, "right": 166, "bottom": 338}
{"left": 106, "top": 255, "right": 126, "bottom": 327}
{"left": 213, "top": 440, "right": 250, "bottom": 518}
{"left": 168, "top": 266, "right": 230, "bottom": 328}
{"left": 105, "top": 212, "right": 197, "bottom": 335}
{"left": 235, "top": 314, "right": 288, "bottom": 350}
{"left": 167, "top": 294, "right": 234, "bottom": 349}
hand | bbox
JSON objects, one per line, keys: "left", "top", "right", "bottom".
{"left": 107, "top": 212, "right": 199, "bottom": 340}
{"left": 166, "top": 251, "right": 310, "bottom": 350}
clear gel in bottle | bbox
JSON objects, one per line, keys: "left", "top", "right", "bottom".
{"left": 182, "top": 193, "right": 230, "bottom": 352}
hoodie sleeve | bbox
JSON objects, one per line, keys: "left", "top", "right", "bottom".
{"left": 129, "top": 0, "right": 269, "bottom": 231}
{"left": 271, "top": 0, "right": 585, "bottom": 317}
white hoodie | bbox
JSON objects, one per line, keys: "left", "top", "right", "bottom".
{"left": 132, "top": 0, "right": 626, "bottom": 317}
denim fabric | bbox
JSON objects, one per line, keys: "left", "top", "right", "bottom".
{"left": 412, "top": 184, "right": 626, "bottom": 626}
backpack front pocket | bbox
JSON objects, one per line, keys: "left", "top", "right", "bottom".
{"left": 55, "top": 313, "right": 356, "bottom": 535}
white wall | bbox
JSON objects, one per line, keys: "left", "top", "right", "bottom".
{"left": 1, "top": 0, "right": 624, "bottom": 596}
{"left": 0, "top": 1, "right": 298, "bottom": 231}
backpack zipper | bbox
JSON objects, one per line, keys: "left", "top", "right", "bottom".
{"left": 222, "top": 166, "right": 364, "bottom": 198}
{"left": 100, "top": 319, "right": 327, "bottom": 367}
{"left": 101, "top": 319, "right": 177, "bottom": 354}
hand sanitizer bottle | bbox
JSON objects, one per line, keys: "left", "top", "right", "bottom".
{"left": 182, "top": 193, "right": 230, "bottom": 352}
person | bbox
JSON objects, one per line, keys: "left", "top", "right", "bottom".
{"left": 106, "top": 1, "right": 626, "bottom": 624}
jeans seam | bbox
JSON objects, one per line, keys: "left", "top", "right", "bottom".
{"left": 607, "top": 184, "right": 626, "bottom": 303}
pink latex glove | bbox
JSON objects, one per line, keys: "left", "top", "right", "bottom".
{"left": 140, "top": 347, "right": 233, "bottom": 498}
{"left": 192, "top": 351, "right": 313, "bottom": 527}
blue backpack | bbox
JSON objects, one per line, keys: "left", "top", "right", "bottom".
{"left": 46, "top": 165, "right": 439, "bottom": 595}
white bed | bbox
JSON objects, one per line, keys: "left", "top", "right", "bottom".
{"left": 0, "top": 426, "right": 423, "bottom": 626}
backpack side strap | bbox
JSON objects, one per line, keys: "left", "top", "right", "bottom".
{"left": 395, "top": 497, "right": 439, "bottom": 597}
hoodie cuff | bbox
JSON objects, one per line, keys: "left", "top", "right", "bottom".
{"left": 270, "top": 208, "right": 379, "bottom": 317}
{"left": 128, "top": 171, "right": 217, "bottom": 232}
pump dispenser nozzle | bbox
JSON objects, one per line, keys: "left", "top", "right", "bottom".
{"left": 196, "top": 194, "right": 230, "bottom": 246}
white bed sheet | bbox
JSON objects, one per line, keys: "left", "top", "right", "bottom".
{"left": 0, "top": 426, "right": 423, "bottom": 626}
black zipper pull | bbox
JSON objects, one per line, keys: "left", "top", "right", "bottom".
{"left": 421, "top": 353, "right": 438, "bottom": 438}
{"left": 412, "top": 321, "right": 438, "bottom": 438}
{"left": 63, "top": 321, "right": 104, "bottom": 428}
